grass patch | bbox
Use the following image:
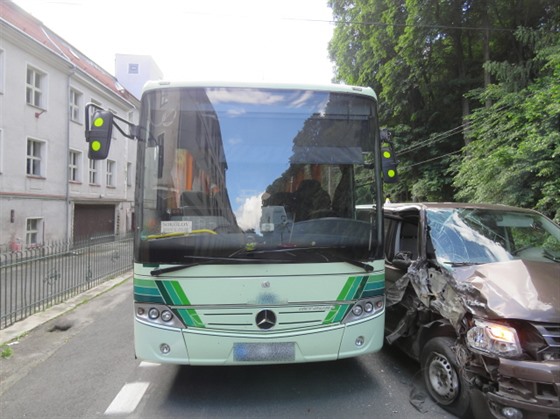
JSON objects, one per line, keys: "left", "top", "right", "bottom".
{"left": 1, "top": 345, "right": 13, "bottom": 359}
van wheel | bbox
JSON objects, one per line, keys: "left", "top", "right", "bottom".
{"left": 421, "top": 337, "right": 473, "bottom": 418}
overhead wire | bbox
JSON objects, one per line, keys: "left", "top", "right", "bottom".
{"left": 400, "top": 150, "right": 464, "bottom": 171}
{"left": 276, "top": 16, "right": 518, "bottom": 33}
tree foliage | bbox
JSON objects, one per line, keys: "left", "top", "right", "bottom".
{"left": 328, "top": 0, "right": 560, "bottom": 218}
{"left": 454, "top": 28, "right": 560, "bottom": 220}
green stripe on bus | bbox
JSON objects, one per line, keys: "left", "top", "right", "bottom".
{"left": 364, "top": 281, "right": 384, "bottom": 290}
{"left": 333, "top": 304, "right": 350, "bottom": 322}
{"left": 134, "top": 279, "right": 165, "bottom": 303}
{"left": 323, "top": 304, "right": 350, "bottom": 324}
{"left": 135, "top": 294, "right": 165, "bottom": 304}
{"left": 354, "top": 276, "right": 368, "bottom": 298}
{"left": 323, "top": 307, "right": 338, "bottom": 324}
{"left": 134, "top": 286, "right": 162, "bottom": 297}
{"left": 177, "top": 308, "right": 205, "bottom": 328}
{"left": 336, "top": 276, "right": 356, "bottom": 301}
{"left": 170, "top": 281, "right": 191, "bottom": 305}
{"left": 155, "top": 281, "right": 173, "bottom": 304}
{"left": 134, "top": 278, "right": 158, "bottom": 288}
{"left": 160, "top": 281, "right": 182, "bottom": 305}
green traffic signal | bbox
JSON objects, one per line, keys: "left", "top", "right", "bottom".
{"left": 87, "top": 111, "right": 114, "bottom": 160}
{"left": 381, "top": 144, "right": 398, "bottom": 183}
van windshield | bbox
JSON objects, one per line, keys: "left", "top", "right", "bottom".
{"left": 426, "top": 208, "right": 560, "bottom": 265}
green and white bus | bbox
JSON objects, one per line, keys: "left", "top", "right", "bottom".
{"left": 85, "top": 82, "right": 397, "bottom": 365}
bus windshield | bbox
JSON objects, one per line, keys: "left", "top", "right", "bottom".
{"left": 136, "top": 86, "right": 381, "bottom": 264}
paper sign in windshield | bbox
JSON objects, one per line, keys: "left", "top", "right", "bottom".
{"left": 161, "top": 221, "right": 192, "bottom": 234}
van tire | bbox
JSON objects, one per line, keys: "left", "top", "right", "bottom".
{"left": 421, "top": 337, "right": 473, "bottom": 418}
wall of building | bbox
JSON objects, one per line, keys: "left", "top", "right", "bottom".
{"left": 115, "top": 54, "right": 163, "bottom": 100}
{"left": 0, "top": 2, "right": 141, "bottom": 250}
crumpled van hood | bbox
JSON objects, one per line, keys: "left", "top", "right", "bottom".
{"left": 452, "top": 260, "right": 560, "bottom": 322}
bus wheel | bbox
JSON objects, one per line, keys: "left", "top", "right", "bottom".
{"left": 421, "top": 337, "right": 473, "bottom": 418}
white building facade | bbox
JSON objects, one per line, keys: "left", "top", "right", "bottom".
{"left": 0, "top": 1, "right": 141, "bottom": 250}
{"left": 115, "top": 54, "right": 163, "bottom": 99}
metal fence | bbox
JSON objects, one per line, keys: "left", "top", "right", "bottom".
{"left": 0, "top": 234, "right": 133, "bottom": 330}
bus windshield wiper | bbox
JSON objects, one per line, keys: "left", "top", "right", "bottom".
{"left": 229, "top": 246, "right": 374, "bottom": 272}
{"left": 150, "top": 255, "right": 293, "bottom": 276}
{"left": 327, "top": 253, "right": 374, "bottom": 272}
{"left": 151, "top": 262, "right": 203, "bottom": 276}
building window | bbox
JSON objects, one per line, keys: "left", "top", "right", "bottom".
{"left": 89, "top": 159, "right": 99, "bottom": 184}
{"left": 69, "top": 150, "right": 81, "bottom": 182}
{"left": 128, "top": 63, "right": 139, "bottom": 74}
{"left": 26, "top": 66, "right": 45, "bottom": 108}
{"left": 0, "top": 49, "right": 5, "bottom": 94}
{"left": 0, "top": 129, "right": 3, "bottom": 174}
{"left": 26, "top": 218, "right": 43, "bottom": 246}
{"left": 106, "top": 160, "right": 115, "bottom": 187}
{"left": 26, "top": 138, "right": 45, "bottom": 176}
{"left": 126, "top": 162, "right": 132, "bottom": 186}
{"left": 70, "top": 88, "right": 82, "bottom": 122}
{"left": 109, "top": 108, "right": 117, "bottom": 139}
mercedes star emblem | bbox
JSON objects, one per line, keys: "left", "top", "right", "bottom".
{"left": 255, "top": 309, "right": 276, "bottom": 330}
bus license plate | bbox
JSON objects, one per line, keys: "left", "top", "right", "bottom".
{"left": 233, "top": 342, "right": 295, "bottom": 362}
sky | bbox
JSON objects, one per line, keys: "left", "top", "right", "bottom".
{"left": 12, "top": 0, "right": 336, "bottom": 83}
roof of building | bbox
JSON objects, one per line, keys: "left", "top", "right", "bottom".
{"left": 0, "top": 0, "right": 137, "bottom": 104}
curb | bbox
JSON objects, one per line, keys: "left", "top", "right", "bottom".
{"left": 0, "top": 272, "right": 132, "bottom": 346}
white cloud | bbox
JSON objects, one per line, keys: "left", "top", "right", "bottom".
{"left": 235, "top": 193, "right": 263, "bottom": 231}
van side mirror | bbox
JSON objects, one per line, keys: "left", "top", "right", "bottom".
{"left": 392, "top": 251, "right": 412, "bottom": 270}
{"left": 86, "top": 109, "right": 114, "bottom": 160}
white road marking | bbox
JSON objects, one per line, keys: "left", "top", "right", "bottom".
{"left": 139, "top": 361, "right": 160, "bottom": 367}
{"left": 104, "top": 382, "right": 150, "bottom": 415}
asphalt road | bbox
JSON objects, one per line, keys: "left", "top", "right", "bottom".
{"left": 0, "top": 278, "right": 455, "bottom": 418}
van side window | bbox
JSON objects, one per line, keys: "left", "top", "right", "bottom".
{"left": 397, "top": 221, "right": 418, "bottom": 259}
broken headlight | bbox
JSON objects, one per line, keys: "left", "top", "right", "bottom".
{"left": 466, "top": 319, "right": 522, "bottom": 358}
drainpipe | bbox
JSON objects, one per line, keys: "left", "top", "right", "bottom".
{"left": 65, "top": 65, "right": 76, "bottom": 243}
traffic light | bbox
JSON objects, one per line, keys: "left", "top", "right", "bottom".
{"left": 381, "top": 143, "right": 398, "bottom": 183}
{"left": 87, "top": 110, "right": 114, "bottom": 159}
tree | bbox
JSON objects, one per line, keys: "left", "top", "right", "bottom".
{"left": 328, "top": 0, "right": 559, "bottom": 205}
{"left": 453, "top": 27, "right": 560, "bottom": 221}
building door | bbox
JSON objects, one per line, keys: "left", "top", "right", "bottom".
{"left": 73, "top": 204, "right": 115, "bottom": 240}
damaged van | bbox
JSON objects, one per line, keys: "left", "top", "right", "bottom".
{"left": 382, "top": 203, "right": 560, "bottom": 419}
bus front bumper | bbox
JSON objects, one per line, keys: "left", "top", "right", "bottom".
{"left": 134, "top": 313, "right": 384, "bottom": 365}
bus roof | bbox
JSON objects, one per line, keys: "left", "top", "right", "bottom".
{"left": 141, "top": 80, "right": 377, "bottom": 100}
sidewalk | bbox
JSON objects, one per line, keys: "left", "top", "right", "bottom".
{"left": 0, "top": 272, "right": 132, "bottom": 346}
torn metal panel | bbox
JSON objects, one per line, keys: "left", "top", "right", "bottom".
{"left": 407, "top": 260, "right": 431, "bottom": 306}
{"left": 386, "top": 259, "right": 431, "bottom": 307}
{"left": 385, "top": 269, "right": 411, "bottom": 307}
{"left": 448, "top": 260, "right": 560, "bottom": 322}
{"left": 428, "top": 267, "right": 466, "bottom": 330}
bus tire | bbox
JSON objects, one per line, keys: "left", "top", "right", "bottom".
{"left": 421, "top": 337, "right": 473, "bottom": 419}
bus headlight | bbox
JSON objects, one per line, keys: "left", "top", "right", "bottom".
{"left": 466, "top": 319, "right": 522, "bottom": 358}
{"left": 135, "top": 303, "right": 185, "bottom": 328}
{"left": 352, "top": 305, "right": 363, "bottom": 316}
{"left": 148, "top": 308, "right": 160, "bottom": 320}
{"left": 161, "top": 310, "right": 173, "bottom": 322}
{"left": 342, "top": 296, "right": 384, "bottom": 324}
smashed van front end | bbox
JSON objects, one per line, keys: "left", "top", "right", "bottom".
{"left": 427, "top": 207, "right": 560, "bottom": 419}
{"left": 386, "top": 204, "right": 560, "bottom": 419}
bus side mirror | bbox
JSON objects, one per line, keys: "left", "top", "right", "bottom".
{"left": 86, "top": 110, "right": 114, "bottom": 160}
{"left": 381, "top": 144, "right": 398, "bottom": 183}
